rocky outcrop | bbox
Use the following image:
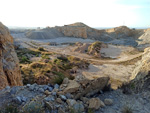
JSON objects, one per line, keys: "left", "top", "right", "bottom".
{"left": 130, "top": 47, "right": 150, "bottom": 91}
{"left": 72, "top": 43, "right": 90, "bottom": 53}
{"left": 0, "top": 22, "right": 22, "bottom": 89}
{"left": 88, "top": 41, "right": 107, "bottom": 57}
{"left": 137, "top": 28, "right": 150, "bottom": 50}
{"left": 138, "top": 29, "right": 150, "bottom": 44}
{"left": 72, "top": 41, "right": 107, "bottom": 58}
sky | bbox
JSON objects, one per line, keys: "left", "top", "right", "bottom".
{"left": 0, "top": 0, "right": 150, "bottom": 28}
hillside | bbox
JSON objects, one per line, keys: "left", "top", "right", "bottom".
{"left": 25, "top": 23, "right": 144, "bottom": 44}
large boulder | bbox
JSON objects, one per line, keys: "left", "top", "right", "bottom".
{"left": 63, "top": 76, "right": 109, "bottom": 99}
{"left": 0, "top": 22, "right": 22, "bottom": 89}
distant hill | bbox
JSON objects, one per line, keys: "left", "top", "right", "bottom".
{"left": 25, "top": 22, "right": 146, "bottom": 45}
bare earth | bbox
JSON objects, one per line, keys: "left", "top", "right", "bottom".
{"left": 13, "top": 35, "right": 142, "bottom": 89}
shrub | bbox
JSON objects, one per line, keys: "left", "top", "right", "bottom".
{"left": 22, "top": 101, "right": 43, "bottom": 113}
{"left": 69, "top": 107, "right": 82, "bottom": 113}
{"left": 20, "top": 56, "right": 31, "bottom": 64}
{"left": 41, "top": 54, "right": 50, "bottom": 59}
{"left": 38, "top": 47, "right": 45, "bottom": 51}
{"left": 88, "top": 41, "right": 102, "bottom": 53}
{"left": 0, "top": 104, "right": 19, "bottom": 113}
{"left": 57, "top": 56, "right": 68, "bottom": 62}
{"left": 121, "top": 105, "right": 133, "bottom": 113}
{"left": 88, "top": 109, "right": 94, "bottom": 113}
{"left": 53, "top": 71, "right": 65, "bottom": 85}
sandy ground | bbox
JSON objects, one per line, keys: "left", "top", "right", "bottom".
{"left": 81, "top": 64, "right": 135, "bottom": 89}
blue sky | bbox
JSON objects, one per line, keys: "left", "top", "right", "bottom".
{"left": 0, "top": 0, "right": 149, "bottom": 28}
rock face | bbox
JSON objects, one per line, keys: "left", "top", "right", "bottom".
{"left": 0, "top": 22, "right": 22, "bottom": 89}
{"left": 138, "top": 29, "right": 150, "bottom": 45}
{"left": 130, "top": 47, "right": 150, "bottom": 91}
{"left": 137, "top": 28, "right": 150, "bottom": 50}
{"left": 58, "top": 25, "right": 88, "bottom": 38}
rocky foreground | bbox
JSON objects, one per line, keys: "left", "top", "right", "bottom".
{"left": 1, "top": 78, "right": 150, "bottom": 113}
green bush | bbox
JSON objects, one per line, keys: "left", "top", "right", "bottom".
{"left": 52, "top": 71, "right": 65, "bottom": 85}
{"left": 38, "top": 47, "right": 45, "bottom": 51}
{"left": 41, "top": 54, "right": 50, "bottom": 59}
{"left": 20, "top": 56, "right": 31, "bottom": 64}
{"left": 88, "top": 108, "right": 94, "bottom": 113}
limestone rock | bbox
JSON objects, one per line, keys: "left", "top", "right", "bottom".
{"left": 0, "top": 22, "right": 22, "bottom": 90}
{"left": 66, "top": 99, "right": 77, "bottom": 107}
{"left": 138, "top": 28, "right": 150, "bottom": 46}
{"left": 62, "top": 77, "right": 69, "bottom": 84}
{"left": 73, "top": 102, "right": 84, "bottom": 112}
{"left": 75, "top": 77, "right": 109, "bottom": 99}
{"left": 58, "top": 107, "right": 65, "bottom": 113}
{"left": 104, "top": 99, "right": 113, "bottom": 106}
{"left": 88, "top": 98, "right": 105, "bottom": 110}
{"left": 56, "top": 98, "right": 63, "bottom": 104}
{"left": 63, "top": 80, "right": 80, "bottom": 93}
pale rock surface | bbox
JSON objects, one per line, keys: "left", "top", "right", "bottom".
{"left": 88, "top": 98, "right": 105, "bottom": 110}
{"left": 130, "top": 47, "right": 150, "bottom": 91}
{"left": 104, "top": 98, "right": 113, "bottom": 106}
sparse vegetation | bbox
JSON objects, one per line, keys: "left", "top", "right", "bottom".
{"left": 117, "top": 55, "right": 142, "bottom": 65}
{"left": 38, "top": 47, "right": 45, "bottom": 51}
{"left": 16, "top": 48, "right": 41, "bottom": 64}
{"left": 20, "top": 56, "right": 31, "bottom": 64}
{"left": 52, "top": 71, "right": 65, "bottom": 85}
{"left": 22, "top": 101, "right": 44, "bottom": 113}
{"left": 88, "top": 109, "right": 94, "bottom": 113}
{"left": 121, "top": 104, "right": 133, "bottom": 113}
{"left": 0, "top": 104, "right": 19, "bottom": 113}
{"left": 69, "top": 107, "right": 82, "bottom": 113}
{"left": 88, "top": 41, "right": 102, "bottom": 53}
{"left": 41, "top": 54, "right": 50, "bottom": 59}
